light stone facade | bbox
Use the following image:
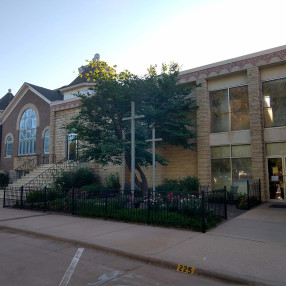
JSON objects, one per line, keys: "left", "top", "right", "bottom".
{"left": 2, "top": 46, "right": 286, "bottom": 202}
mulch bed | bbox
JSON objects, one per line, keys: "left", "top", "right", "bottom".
{"left": 227, "top": 203, "right": 248, "bottom": 220}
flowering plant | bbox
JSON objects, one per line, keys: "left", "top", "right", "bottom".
{"left": 238, "top": 198, "right": 248, "bottom": 209}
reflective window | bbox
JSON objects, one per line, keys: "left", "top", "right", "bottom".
{"left": 6, "top": 136, "right": 12, "bottom": 157}
{"left": 263, "top": 78, "right": 286, "bottom": 128}
{"left": 266, "top": 142, "right": 286, "bottom": 156}
{"left": 211, "top": 145, "right": 252, "bottom": 193}
{"left": 210, "top": 86, "right": 249, "bottom": 133}
{"left": 44, "top": 130, "right": 50, "bottom": 154}
{"left": 18, "top": 109, "right": 37, "bottom": 155}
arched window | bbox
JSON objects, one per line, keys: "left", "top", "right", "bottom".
{"left": 44, "top": 130, "right": 50, "bottom": 154}
{"left": 18, "top": 108, "right": 37, "bottom": 155}
{"left": 6, "top": 136, "right": 12, "bottom": 157}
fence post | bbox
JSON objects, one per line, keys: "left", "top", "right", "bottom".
{"left": 20, "top": 186, "right": 24, "bottom": 209}
{"left": 201, "top": 190, "right": 206, "bottom": 233}
{"left": 105, "top": 188, "right": 108, "bottom": 216}
{"left": 3, "top": 187, "right": 6, "bottom": 208}
{"left": 259, "top": 178, "right": 261, "bottom": 202}
{"left": 224, "top": 186, "right": 227, "bottom": 219}
{"left": 43, "top": 186, "right": 47, "bottom": 212}
{"left": 247, "top": 180, "right": 250, "bottom": 210}
{"left": 72, "top": 187, "right": 75, "bottom": 215}
{"left": 147, "top": 189, "right": 150, "bottom": 225}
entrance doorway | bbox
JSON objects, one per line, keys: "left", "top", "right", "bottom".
{"left": 67, "top": 133, "right": 77, "bottom": 161}
{"left": 267, "top": 157, "right": 285, "bottom": 200}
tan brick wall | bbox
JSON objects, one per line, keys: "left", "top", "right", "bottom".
{"left": 196, "top": 79, "right": 211, "bottom": 187}
{"left": 122, "top": 144, "right": 197, "bottom": 189}
{"left": 53, "top": 108, "right": 79, "bottom": 160}
{"left": 49, "top": 110, "right": 56, "bottom": 156}
{"left": 247, "top": 67, "right": 267, "bottom": 201}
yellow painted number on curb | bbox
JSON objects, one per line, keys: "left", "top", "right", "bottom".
{"left": 177, "top": 264, "right": 195, "bottom": 274}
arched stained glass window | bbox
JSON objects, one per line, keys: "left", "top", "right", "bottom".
{"left": 44, "top": 130, "right": 50, "bottom": 154}
{"left": 6, "top": 136, "right": 12, "bottom": 157}
{"left": 18, "top": 109, "right": 37, "bottom": 155}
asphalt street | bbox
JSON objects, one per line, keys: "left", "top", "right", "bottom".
{"left": 0, "top": 229, "right": 242, "bottom": 286}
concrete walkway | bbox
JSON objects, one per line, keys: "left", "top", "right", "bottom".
{"left": 0, "top": 201, "right": 285, "bottom": 286}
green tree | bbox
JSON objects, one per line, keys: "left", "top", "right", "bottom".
{"left": 67, "top": 60, "right": 197, "bottom": 191}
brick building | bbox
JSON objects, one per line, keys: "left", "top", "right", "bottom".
{"left": 1, "top": 45, "right": 286, "bottom": 202}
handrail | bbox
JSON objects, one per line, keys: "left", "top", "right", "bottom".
{"left": 23, "top": 157, "right": 77, "bottom": 188}
{"left": 9, "top": 154, "right": 56, "bottom": 184}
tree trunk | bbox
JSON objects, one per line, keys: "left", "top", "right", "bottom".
{"left": 125, "top": 155, "right": 149, "bottom": 192}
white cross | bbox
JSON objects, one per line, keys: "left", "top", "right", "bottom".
{"left": 122, "top": 101, "right": 144, "bottom": 191}
{"left": 146, "top": 125, "right": 162, "bottom": 193}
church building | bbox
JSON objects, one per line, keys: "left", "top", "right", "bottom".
{"left": 1, "top": 45, "right": 286, "bottom": 202}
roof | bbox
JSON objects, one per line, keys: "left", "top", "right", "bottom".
{"left": 27, "top": 83, "right": 63, "bottom": 102}
{"left": 59, "top": 65, "right": 94, "bottom": 90}
{"left": 0, "top": 91, "right": 14, "bottom": 110}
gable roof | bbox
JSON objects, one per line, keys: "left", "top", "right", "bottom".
{"left": 59, "top": 65, "right": 94, "bottom": 90}
{"left": 0, "top": 91, "right": 14, "bottom": 110}
{"left": 27, "top": 83, "right": 63, "bottom": 102}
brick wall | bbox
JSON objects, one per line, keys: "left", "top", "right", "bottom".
{"left": 196, "top": 79, "right": 211, "bottom": 187}
{"left": 247, "top": 67, "right": 267, "bottom": 201}
{"left": 0, "top": 90, "right": 50, "bottom": 171}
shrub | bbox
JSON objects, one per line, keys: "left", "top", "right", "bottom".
{"left": 0, "top": 171, "right": 9, "bottom": 188}
{"left": 104, "top": 172, "right": 120, "bottom": 190}
{"left": 157, "top": 176, "right": 199, "bottom": 195}
{"left": 26, "top": 189, "right": 60, "bottom": 203}
{"left": 54, "top": 168, "right": 99, "bottom": 190}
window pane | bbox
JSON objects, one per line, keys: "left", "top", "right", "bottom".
{"left": 211, "top": 146, "right": 230, "bottom": 158}
{"left": 266, "top": 143, "right": 286, "bottom": 156}
{"left": 6, "top": 136, "right": 12, "bottom": 156}
{"left": 232, "top": 145, "right": 251, "bottom": 157}
{"left": 230, "top": 86, "right": 250, "bottom": 130}
{"left": 211, "top": 113, "right": 229, "bottom": 133}
{"left": 263, "top": 78, "right": 286, "bottom": 128}
{"left": 232, "top": 158, "right": 252, "bottom": 193}
{"left": 231, "top": 111, "right": 250, "bottom": 130}
{"left": 18, "top": 108, "right": 37, "bottom": 155}
{"left": 44, "top": 130, "right": 50, "bottom": 154}
{"left": 211, "top": 158, "right": 231, "bottom": 190}
{"left": 210, "top": 89, "right": 229, "bottom": 132}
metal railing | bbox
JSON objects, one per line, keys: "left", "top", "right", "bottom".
{"left": 9, "top": 154, "right": 56, "bottom": 184}
{"left": 3, "top": 187, "right": 227, "bottom": 233}
{"left": 23, "top": 157, "right": 77, "bottom": 188}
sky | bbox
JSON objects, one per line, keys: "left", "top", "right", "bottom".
{"left": 0, "top": 0, "right": 285, "bottom": 97}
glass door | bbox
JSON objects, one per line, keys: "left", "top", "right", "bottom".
{"left": 267, "top": 157, "right": 284, "bottom": 200}
{"left": 67, "top": 133, "right": 77, "bottom": 161}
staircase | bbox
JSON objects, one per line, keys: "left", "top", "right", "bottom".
{"left": 0, "top": 157, "right": 79, "bottom": 199}
{"left": 7, "top": 164, "right": 55, "bottom": 188}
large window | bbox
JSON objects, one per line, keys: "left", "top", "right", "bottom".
{"left": 211, "top": 145, "right": 252, "bottom": 193}
{"left": 210, "top": 86, "right": 249, "bottom": 133}
{"left": 44, "top": 130, "right": 50, "bottom": 154}
{"left": 263, "top": 77, "right": 286, "bottom": 128}
{"left": 18, "top": 109, "right": 37, "bottom": 155}
{"left": 6, "top": 136, "right": 12, "bottom": 157}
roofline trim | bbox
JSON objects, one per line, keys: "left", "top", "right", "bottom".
{"left": 0, "top": 83, "right": 51, "bottom": 123}
{"left": 60, "top": 82, "right": 95, "bottom": 92}
{"left": 180, "top": 45, "right": 286, "bottom": 76}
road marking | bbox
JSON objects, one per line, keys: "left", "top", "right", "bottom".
{"left": 59, "top": 248, "right": 84, "bottom": 286}
{"left": 88, "top": 271, "right": 124, "bottom": 285}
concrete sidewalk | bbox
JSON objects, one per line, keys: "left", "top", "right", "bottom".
{"left": 0, "top": 201, "right": 285, "bottom": 286}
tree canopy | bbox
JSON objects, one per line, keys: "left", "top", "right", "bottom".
{"left": 67, "top": 60, "right": 197, "bottom": 190}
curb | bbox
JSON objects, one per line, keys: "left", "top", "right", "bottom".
{"left": 0, "top": 224, "right": 274, "bottom": 286}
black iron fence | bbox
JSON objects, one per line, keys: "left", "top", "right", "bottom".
{"left": 3, "top": 186, "right": 227, "bottom": 233}
{"left": 247, "top": 179, "right": 261, "bottom": 209}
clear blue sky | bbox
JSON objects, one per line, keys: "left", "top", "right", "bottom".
{"left": 0, "top": 0, "right": 285, "bottom": 97}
